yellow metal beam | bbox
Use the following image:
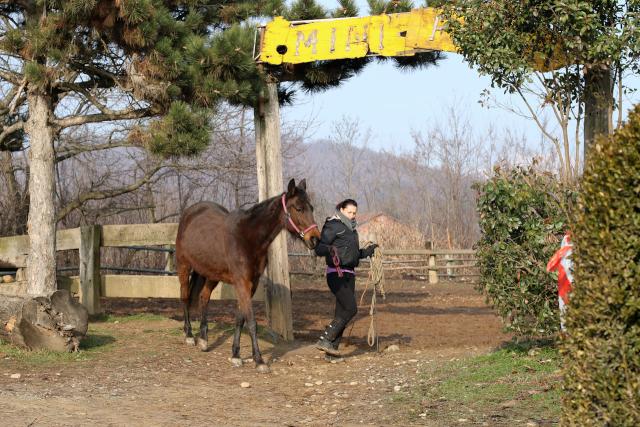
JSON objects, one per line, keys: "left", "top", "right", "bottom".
{"left": 258, "top": 8, "right": 564, "bottom": 72}
{"left": 259, "top": 8, "right": 458, "bottom": 65}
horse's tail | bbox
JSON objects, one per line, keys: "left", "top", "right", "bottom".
{"left": 188, "top": 271, "right": 206, "bottom": 311}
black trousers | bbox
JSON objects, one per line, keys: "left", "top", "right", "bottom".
{"left": 327, "top": 272, "right": 358, "bottom": 338}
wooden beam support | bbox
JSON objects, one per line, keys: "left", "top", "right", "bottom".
{"left": 255, "top": 80, "right": 294, "bottom": 341}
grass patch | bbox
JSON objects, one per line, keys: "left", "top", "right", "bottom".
{"left": 91, "top": 313, "right": 168, "bottom": 323}
{"left": 0, "top": 329, "right": 116, "bottom": 365}
{"left": 395, "top": 340, "right": 562, "bottom": 425}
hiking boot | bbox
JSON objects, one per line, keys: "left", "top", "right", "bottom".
{"left": 324, "top": 353, "right": 345, "bottom": 363}
{"left": 315, "top": 337, "right": 341, "bottom": 356}
{"left": 315, "top": 319, "right": 345, "bottom": 356}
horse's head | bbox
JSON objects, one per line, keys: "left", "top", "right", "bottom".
{"left": 283, "top": 178, "right": 320, "bottom": 249}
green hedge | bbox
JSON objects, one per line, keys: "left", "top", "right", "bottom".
{"left": 475, "top": 166, "right": 571, "bottom": 337}
{"left": 562, "top": 106, "right": 640, "bottom": 425}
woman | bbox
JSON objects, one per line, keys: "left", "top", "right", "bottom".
{"left": 314, "top": 199, "right": 378, "bottom": 359}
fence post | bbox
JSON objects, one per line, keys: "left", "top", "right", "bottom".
{"left": 426, "top": 241, "right": 438, "bottom": 284}
{"left": 164, "top": 245, "right": 175, "bottom": 273}
{"left": 80, "top": 225, "right": 102, "bottom": 315}
{"left": 445, "top": 254, "right": 452, "bottom": 280}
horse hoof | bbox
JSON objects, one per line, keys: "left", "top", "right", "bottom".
{"left": 230, "top": 357, "right": 243, "bottom": 368}
{"left": 197, "top": 338, "right": 208, "bottom": 352}
{"left": 256, "top": 363, "right": 271, "bottom": 374}
{"left": 185, "top": 337, "right": 196, "bottom": 346}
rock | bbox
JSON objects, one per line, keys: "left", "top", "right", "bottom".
{"left": 393, "top": 385, "right": 402, "bottom": 392}
{"left": 385, "top": 344, "right": 400, "bottom": 353}
{"left": 240, "top": 382, "right": 251, "bottom": 388}
{"left": 500, "top": 400, "right": 518, "bottom": 408}
{"left": 315, "top": 380, "right": 323, "bottom": 385}
{"left": 349, "top": 381, "right": 358, "bottom": 386}
{"left": 2, "top": 275, "right": 14, "bottom": 283}
{"left": 457, "top": 419, "right": 468, "bottom": 423}
{"left": 10, "top": 373, "right": 21, "bottom": 379}
{"left": 304, "top": 383, "right": 313, "bottom": 387}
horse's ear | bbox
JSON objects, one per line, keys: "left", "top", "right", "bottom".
{"left": 287, "top": 178, "right": 296, "bottom": 197}
{"left": 299, "top": 179, "right": 307, "bottom": 191}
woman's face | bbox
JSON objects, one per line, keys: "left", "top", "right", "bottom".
{"left": 340, "top": 204, "right": 357, "bottom": 220}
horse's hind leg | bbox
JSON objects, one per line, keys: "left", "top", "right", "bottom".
{"left": 177, "top": 262, "right": 195, "bottom": 345}
{"left": 230, "top": 310, "right": 245, "bottom": 367}
{"left": 197, "top": 279, "right": 218, "bottom": 352}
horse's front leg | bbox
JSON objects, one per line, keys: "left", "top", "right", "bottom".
{"left": 236, "top": 280, "right": 269, "bottom": 373}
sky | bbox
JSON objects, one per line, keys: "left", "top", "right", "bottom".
{"left": 278, "top": 1, "right": 640, "bottom": 153}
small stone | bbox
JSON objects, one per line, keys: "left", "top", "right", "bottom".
{"left": 315, "top": 380, "right": 323, "bottom": 385}
{"left": 2, "top": 275, "right": 14, "bottom": 283}
{"left": 501, "top": 400, "right": 518, "bottom": 409}
{"left": 349, "top": 381, "right": 358, "bottom": 386}
{"left": 10, "top": 373, "right": 21, "bottom": 379}
{"left": 458, "top": 419, "right": 468, "bottom": 423}
{"left": 408, "top": 359, "right": 418, "bottom": 363}
{"left": 385, "top": 344, "right": 400, "bottom": 353}
{"left": 304, "top": 383, "right": 313, "bottom": 387}
{"left": 240, "top": 382, "right": 251, "bottom": 388}
{"left": 418, "top": 413, "right": 427, "bottom": 418}
{"left": 393, "top": 385, "right": 402, "bottom": 392}
{"left": 526, "top": 423, "right": 539, "bottom": 427}
{"left": 329, "top": 411, "right": 337, "bottom": 415}
{"left": 285, "top": 404, "right": 292, "bottom": 408}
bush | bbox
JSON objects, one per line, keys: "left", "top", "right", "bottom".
{"left": 475, "top": 166, "right": 572, "bottom": 337}
{"left": 562, "top": 106, "right": 640, "bottom": 425}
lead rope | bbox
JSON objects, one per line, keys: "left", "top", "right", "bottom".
{"left": 345, "top": 244, "right": 385, "bottom": 350}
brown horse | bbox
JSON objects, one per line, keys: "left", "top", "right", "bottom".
{"left": 175, "top": 178, "right": 320, "bottom": 373}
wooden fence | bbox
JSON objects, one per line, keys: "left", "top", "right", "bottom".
{"left": 0, "top": 224, "right": 477, "bottom": 317}
{"left": 0, "top": 224, "right": 264, "bottom": 316}
{"left": 289, "top": 248, "right": 478, "bottom": 283}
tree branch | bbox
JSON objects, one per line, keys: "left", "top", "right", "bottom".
{"left": 54, "top": 107, "right": 154, "bottom": 129}
{"left": 55, "top": 140, "right": 140, "bottom": 163}
{"left": 0, "top": 119, "right": 24, "bottom": 144}
{"left": 56, "top": 164, "right": 164, "bottom": 222}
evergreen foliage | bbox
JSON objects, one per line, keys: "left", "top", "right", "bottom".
{"left": 562, "top": 105, "right": 640, "bottom": 425}
{"left": 475, "top": 166, "right": 573, "bottom": 337}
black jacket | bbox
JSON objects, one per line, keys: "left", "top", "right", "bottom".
{"left": 314, "top": 216, "right": 374, "bottom": 269}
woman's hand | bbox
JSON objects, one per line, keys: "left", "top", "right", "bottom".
{"left": 361, "top": 243, "right": 379, "bottom": 258}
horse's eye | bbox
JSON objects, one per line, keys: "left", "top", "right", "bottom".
{"left": 294, "top": 206, "right": 303, "bottom": 212}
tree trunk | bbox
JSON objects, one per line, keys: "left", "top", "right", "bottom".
{"left": 254, "top": 80, "right": 294, "bottom": 341}
{"left": 0, "top": 289, "right": 88, "bottom": 351}
{"left": 0, "top": 151, "right": 27, "bottom": 235}
{"left": 584, "top": 65, "right": 613, "bottom": 164}
{"left": 24, "top": 91, "right": 57, "bottom": 296}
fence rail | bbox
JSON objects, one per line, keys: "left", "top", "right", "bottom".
{"left": 0, "top": 224, "right": 478, "bottom": 314}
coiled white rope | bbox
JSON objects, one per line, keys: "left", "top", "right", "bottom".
{"left": 346, "top": 245, "right": 385, "bottom": 349}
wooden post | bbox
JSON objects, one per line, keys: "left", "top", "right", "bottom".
{"left": 445, "top": 254, "right": 452, "bottom": 280}
{"left": 164, "top": 245, "right": 175, "bottom": 273}
{"left": 425, "top": 241, "right": 438, "bottom": 284}
{"left": 79, "top": 225, "right": 102, "bottom": 315}
{"left": 254, "top": 79, "right": 294, "bottom": 341}
{"left": 428, "top": 254, "right": 438, "bottom": 284}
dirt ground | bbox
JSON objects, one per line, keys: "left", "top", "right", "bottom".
{"left": 0, "top": 277, "right": 513, "bottom": 426}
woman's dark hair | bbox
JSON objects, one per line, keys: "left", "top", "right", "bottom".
{"left": 336, "top": 199, "right": 358, "bottom": 210}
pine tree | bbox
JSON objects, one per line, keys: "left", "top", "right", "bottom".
{"left": 0, "top": 0, "right": 284, "bottom": 295}
{"left": 0, "top": 0, "right": 441, "bottom": 296}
